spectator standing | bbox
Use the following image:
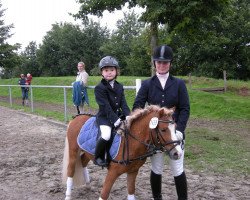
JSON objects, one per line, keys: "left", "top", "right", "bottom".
{"left": 72, "top": 61, "right": 89, "bottom": 114}
{"left": 24, "top": 73, "right": 33, "bottom": 105}
{"left": 18, "top": 74, "right": 28, "bottom": 106}
{"left": 26, "top": 73, "right": 32, "bottom": 85}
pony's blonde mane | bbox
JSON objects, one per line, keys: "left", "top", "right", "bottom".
{"left": 126, "top": 105, "right": 173, "bottom": 128}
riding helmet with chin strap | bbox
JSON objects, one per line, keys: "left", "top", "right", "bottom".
{"left": 153, "top": 45, "right": 173, "bottom": 64}
{"left": 98, "top": 56, "right": 119, "bottom": 70}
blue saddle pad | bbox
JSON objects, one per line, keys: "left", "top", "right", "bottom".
{"left": 77, "top": 117, "right": 121, "bottom": 159}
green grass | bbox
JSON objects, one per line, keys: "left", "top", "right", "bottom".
{"left": 0, "top": 76, "right": 249, "bottom": 175}
{"left": 182, "top": 75, "right": 250, "bottom": 90}
{"left": 185, "top": 127, "right": 249, "bottom": 175}
{"left": 189, "top": 89, "right": 250, "bottom": 119}
{"left": 1, "top": 76, "right": 249, "bottom": 120}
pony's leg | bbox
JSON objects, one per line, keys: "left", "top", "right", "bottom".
{"left": 67, "top": 148, "right": 78, "bottom": 177}
{"left": 100, "top": 170, "right": 121, "bottom": 200}
{"left": 65, "top": 177, "right": 73, "bottom": 200}
{"left": 83, "top": 167, "right": 90, "bottom": 184}
{"left": 81, "top": 153, "right": 91, "bottom": 186}
{"left": 65, "top": 145, "right": 78, "bottom": 200}
{"left": 126, "top": 171, "right": 139, "bottom": 200}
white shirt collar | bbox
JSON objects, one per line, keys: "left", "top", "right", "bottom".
{"left": 109, "top": 80, "right": 115, "bottom": 88}
{"left": 156, "top": 72, "right": 169, "bottom": 89}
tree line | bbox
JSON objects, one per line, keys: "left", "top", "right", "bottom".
{"left": 0, "top": 0, "right": 249, "bottom": 80}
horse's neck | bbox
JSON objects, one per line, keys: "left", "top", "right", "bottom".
{"left": 128, "top": 113, "right": 153, "bottom": 147}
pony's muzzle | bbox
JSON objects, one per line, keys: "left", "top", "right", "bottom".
{"left": 169, "top": 145, "right": 182, "bottom": 160}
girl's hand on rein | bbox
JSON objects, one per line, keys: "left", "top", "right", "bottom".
{"left": 114, "top": 118, "right": 121, "bottom": 127}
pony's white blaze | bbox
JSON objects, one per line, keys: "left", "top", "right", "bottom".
{"left": 168, "top": 123, "right": 182, "bottom": 160}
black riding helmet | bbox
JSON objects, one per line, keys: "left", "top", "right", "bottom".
{"left": 153, "top": 45, "right": 173, "bottom": 62}
{"left": 98, "top": 56, "right": 119, "bottom": 70}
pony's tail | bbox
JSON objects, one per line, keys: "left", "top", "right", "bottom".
{"left": 62, "top": 136, "right": 85, "bottom": 186}
{"left": 62, "top": 136, "right": 69, "bottom": 184}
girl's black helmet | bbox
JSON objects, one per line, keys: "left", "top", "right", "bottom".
{"left": 153, "top": 45, "right": 173, "bottom": 62}
{"left": 98, "top": 56, "right": 119, "bottom": 70}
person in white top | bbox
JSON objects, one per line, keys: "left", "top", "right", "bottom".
{"left": 75, "top": 61, "right": 89, "bottom": 114}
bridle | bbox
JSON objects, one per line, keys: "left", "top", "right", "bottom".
{"left": 111, "top": 118, "right": 182, "bottom": 165}
{"left": 156, "top": 119, "right": 181, "bottom": 152}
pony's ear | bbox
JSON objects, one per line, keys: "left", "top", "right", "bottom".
{"left": 159, "top": 108, "right": 165, "bottom": 117}
{"left": 159, "top": 107, "right": 174, "bottom": 116}
{"left": 170, "top": 106, "right": 176, "bottom": 112}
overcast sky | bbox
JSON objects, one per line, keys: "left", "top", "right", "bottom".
{"left": 2, "top": 0, "right": 125, "bottom": 50}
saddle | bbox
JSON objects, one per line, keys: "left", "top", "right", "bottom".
{"left": 77, "top": 117, "right": 121, "bottom": 161}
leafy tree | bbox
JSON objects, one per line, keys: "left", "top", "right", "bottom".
{"left": 169, "top": 0, "right": 250, "bottom": 80}
{"left": 124, "top": 32, "right": 151, "bottom": 76}
{"left": 0, "top": 2, "right": 21, "bottom": 78}
{"left": 75, "top": 0, "right": 231, "bottom": 75}
{"left": 37, "top": 21, "right": 109, "bottom": 76}
{"left": 19, "top": 41, "right": 41, "bottom": 77}
{"left": 80, "top": 21, "right": 110, "bottom": 73}
{"left": 99, "top": 11, "right": 146, "bottom": 75}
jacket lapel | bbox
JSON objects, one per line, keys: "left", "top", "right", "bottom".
{"left": 152, "top": 75, "right": 175, "bottom": 91}
{"left": 152, "top": 76, "right": 163, "bottom": 90}
{"left": 164, "top": 75, "right": 175, "bottom": 90}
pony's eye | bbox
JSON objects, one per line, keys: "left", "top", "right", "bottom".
{"left": 160, "top": 128, "right": 167, "bottom": 132}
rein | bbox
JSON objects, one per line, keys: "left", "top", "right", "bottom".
{"left": 111, "top": 119, "right": 181, "bottom": 165}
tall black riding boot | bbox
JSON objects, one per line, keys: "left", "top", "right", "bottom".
{"left": 94, "top": 137, "right": 108, "bottom": 167}
{"left": 150, "top": 170, "right": 162, "bottom": 200}
{"left": 174, "top": 171, "right": 188, "bottom": 200}
{"left": 76, "top": 106, "right": 80, "bottom": 114}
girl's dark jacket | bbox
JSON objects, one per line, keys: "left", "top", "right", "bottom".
{"left": 132, "top": 75, "right": 190, "bottom": 133}
{"left": 95, "top": 78, "right": 130, "bottom": 127}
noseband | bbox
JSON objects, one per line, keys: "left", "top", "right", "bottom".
{"left": 111, "top": 119, "right": 181, "bottom": 165}
{"left": 153, "top": 119, "right": 181, "bottom": 153}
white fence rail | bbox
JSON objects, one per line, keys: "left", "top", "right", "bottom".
{"left": 0, "top": 79, "right": 141, "bottom": 122}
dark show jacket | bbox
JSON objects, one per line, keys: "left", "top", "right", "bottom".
{"left": 95, "top": 78, "right": 130, "bottom": 127}
{"left": 133, "top": 75, "right": 190, "bottom": 133}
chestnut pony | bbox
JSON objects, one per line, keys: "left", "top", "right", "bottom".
{"left": 62, "top": 105, "right": 182, "bottom": 200}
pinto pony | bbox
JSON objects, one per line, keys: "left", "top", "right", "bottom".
{"left": 62, "top": 105, "right": 182, "bottom": 200}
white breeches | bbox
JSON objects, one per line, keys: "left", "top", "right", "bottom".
{"left": 151, "top": 150, "right": 185, "bottom": 177}
{"left": 100, "top": 125, "right": 112, "bottom": 141}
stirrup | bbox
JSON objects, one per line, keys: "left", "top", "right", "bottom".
{"left": 94, "top": 158, "right": 108, "bottom": 167}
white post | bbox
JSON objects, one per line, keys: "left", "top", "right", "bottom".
{"left": 135, "top": 79, "right": 141, "bottom": 95}
{"left": 30, "top": 86, "right": 34, "bottom": 112}
{"left": 63, "top": 87, "right": 67, "bottom": 122}
{"left": 8, "top": 86, "right": 12, "bottom": 107}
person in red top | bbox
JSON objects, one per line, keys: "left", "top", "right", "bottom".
{"left": 26, "top": 73, "right": 32, "bottom": 85}
{"left": 18, "top": 74, "right": 28, "bottom": 106}
{"left": 25, "top": 73, "right": 32, "bottom": 105}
